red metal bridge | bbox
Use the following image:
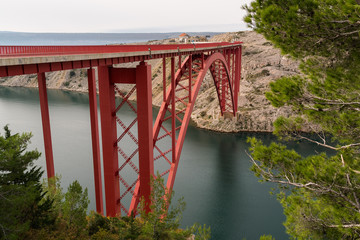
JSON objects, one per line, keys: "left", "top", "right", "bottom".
{"left": 0, "top": 42, "right": 242, "bottom": 217}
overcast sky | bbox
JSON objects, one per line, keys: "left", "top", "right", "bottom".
{"left": 0, "top": 0, "right": 254, "bottom": 33}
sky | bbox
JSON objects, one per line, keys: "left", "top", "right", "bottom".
{"left": 0, "top": 0, "right": 254, "bottom": 33}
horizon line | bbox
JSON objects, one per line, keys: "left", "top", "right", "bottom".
{"left": 0, "top": 30, "right": 236, "bottom": 34}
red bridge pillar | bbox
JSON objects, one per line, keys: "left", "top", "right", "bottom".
{"left": 37, "top": 72, "right": 55, "bottom": 179}
{"left": 234, "top": 46, "right": 242, "bottom": 111}
{"left": 87, "top": 68, "right": 104, "bottom": 214}
{"left": 98, "top": 66, "right": 120, "bottom": 217}
{"left": 135, "top": 62, "right": 154, "bottom": 212}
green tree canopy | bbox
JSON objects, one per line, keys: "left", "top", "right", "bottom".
{"left": 244, "top": 0, "right": 360, "bottom": 239}
{"left": 0, "top": 125, "right": 53, "bottom": 239}
{"left": 244, "top": 0, "right": 360, "bottom": 59}
{"left": 244, "top": 0, "right": 360, "bottom": 143}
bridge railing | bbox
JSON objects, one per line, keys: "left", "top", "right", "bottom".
{"left": 0, "top": 42, "right": 241, "bottom": 57}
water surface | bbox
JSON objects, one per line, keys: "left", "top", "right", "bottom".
{"left": 0, "top": 86, "right": 328, "bottom": 239}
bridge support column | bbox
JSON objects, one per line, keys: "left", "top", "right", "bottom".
{"left": 221, "top": 62, "right": 226, "bottom": 114}
{"left": 162, "top": 57, "right": 166, "bottom": 102}
{"left": 37, "top": 72, "right": 55, "bottom": 179}
{"left": 234, "top": 47, "right": 241, "bottom": 111}
{"left": 98, "top": 66, "right": 120, "bottom": 217}
{"left": 87, "top": 68, "right": 104, "bottom": 215}
{"left": 189, "top": 55, "right": 192, "bottom": 103}
{"left": 136, "top": 62, "right": 154, "bottom": 212}
{"left": 171, "top": 57, "right": 176, "bottom": 163}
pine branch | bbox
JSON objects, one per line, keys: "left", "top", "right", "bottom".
{"left": 296, "top": 134, "right": 360, "bottom": 151}
{"left": 328, "top": 224, "right": 360, "bottom": 228}
{"left": 247, "top": 152, "right": 360, "bottom": 212}
{"left": 0, "top": 224, "right": 7, "bottom": 240}
{"left": 341, "top": 154, "right": 360, "bottom": 210}
{"left": 303, "top": 94, "right": 360, "bottom": 111}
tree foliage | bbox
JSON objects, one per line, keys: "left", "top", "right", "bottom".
{"left": 244, "top": 0, "right": 360, "bottom": 239}
{"left": 244, "top": 0, "right": 360, "bottom": 59}
{"left": 87, "top": 174, "right": 210, "bottom": 240}
{"left": 62, "top": 180, "right": 89, "bottom": 230}
{"left": 30, "top": 175, "right": 90, "bottom": 239}
{"left": 0, "top": 126, "right": 90, "bottom": 240}
{"left": 248, "top": 138, "right": 360, "bottom": 238}
{"left": 244, "top": 0, "right": 360, "bottom": 139}
{"left": 0, "top": 125, "right": 53, "bottom": 239}
{"left": 0, "top": 125, "right": 208, "bottom": 239}
{"left": 138, "top": 175, "right": 187, "bottom": 239}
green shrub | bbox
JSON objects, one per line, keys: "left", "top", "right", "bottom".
{"left": 88, "top": 212, "right": 111, "bottom": 235}
{"left": 63, "top": 81, "right": 70, "bottom": 87}
{"left": 69, "top": 70, "right": 76, "bottom": 78}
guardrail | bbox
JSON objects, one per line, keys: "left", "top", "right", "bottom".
{"left": 0, "top": 42, "right": 242, "bottom": 57}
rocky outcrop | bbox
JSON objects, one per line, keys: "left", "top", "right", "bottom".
{"left": 0, "top": 31, "right": 300, "bottom": 132}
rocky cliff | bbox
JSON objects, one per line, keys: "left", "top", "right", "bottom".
{"left": 0, "top": 31, "right": 300, "bottom": 132}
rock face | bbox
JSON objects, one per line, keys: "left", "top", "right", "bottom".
{"left": 0, "top": 31, "right": 300, "bottom": 132}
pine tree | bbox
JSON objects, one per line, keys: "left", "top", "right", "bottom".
{"left": 62, "top": 180, "right": 89, "bottom": 236}
{"left": 244, "top": 0, "right": 360, "bottom": 238}
{"left": 138, "top": 174, "right": 187, "bottom": 239}
{"left": 0, "top": 125, "right": 53, "bottom": 239}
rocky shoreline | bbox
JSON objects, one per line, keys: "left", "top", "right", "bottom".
{"left": 0, "top": 31, "right": 300, "bottom": 133}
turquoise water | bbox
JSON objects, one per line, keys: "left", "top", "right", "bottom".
{"left": 0, "top": 86, "right": 329, "bottom": 239}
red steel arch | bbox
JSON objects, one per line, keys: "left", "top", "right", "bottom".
{"left": 152, "top": 52, "right": 236, "bottom": 194}
{"left": 0, "top": 43, "right": 241, "bottom": 217}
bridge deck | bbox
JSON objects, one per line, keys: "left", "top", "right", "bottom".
{"left": 0, "top": 43, "right": 241, "bottom": 77}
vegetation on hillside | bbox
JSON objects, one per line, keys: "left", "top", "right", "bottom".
{"left": 0, "top": 126, "right": 210, "bottom": 240}
{"left": 244, "top": 0, "right": 360, "bottom": 239}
